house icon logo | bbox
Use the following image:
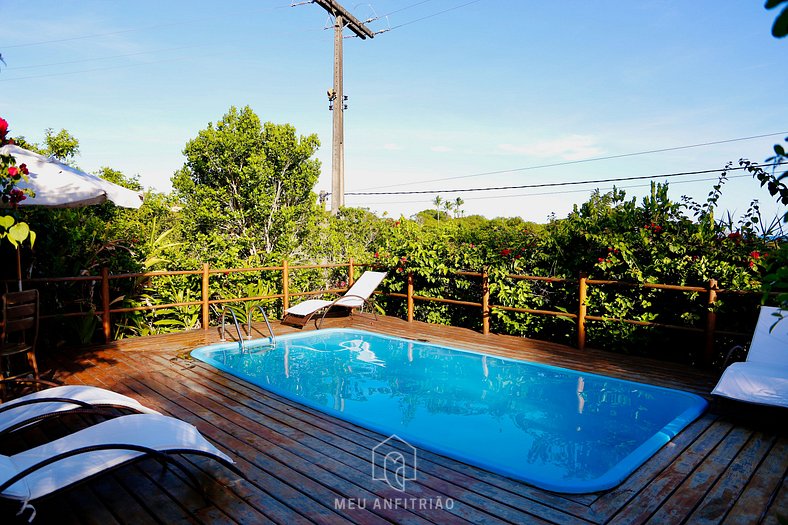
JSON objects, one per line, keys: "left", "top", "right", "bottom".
{"left": 371, "top": 435, "right": 417, "bottom": 491}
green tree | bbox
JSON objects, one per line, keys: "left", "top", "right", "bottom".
{"left": 172, "top": 106, "right": 322, "bottom": 262}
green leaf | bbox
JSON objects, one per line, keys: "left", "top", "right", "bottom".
{"left": 0, "top": 215, "right": 14, "bottom": 230}
{"left": 765, "top": 0, "right": 787, "bottom": 10}
{"left": 773, "top": 6, "right": 788, "bottom": 37}
{"left": 775, "top": 144, "right": 786, "bottom": 156}
{"left": 8, "top": 222, "right": 30, "bottom": 246}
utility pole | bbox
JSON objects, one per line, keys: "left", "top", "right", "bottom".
{"left": 312, "top": 0, "right": 374, "bottom": 214}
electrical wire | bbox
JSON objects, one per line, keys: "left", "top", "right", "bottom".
{"left": 355, "top": 132, "right": 788, "bottom": 191}
{"left": 345, "top": 173, "right": 753, "bottom": 206}
{"left": 338, "top": 162, "right": 786, "bottom": 197}
{"left": 387, "top": 0, "right": 484, "bottom": 31}
{"left": 366, "top": 0, "right": 438, "bottom": 22}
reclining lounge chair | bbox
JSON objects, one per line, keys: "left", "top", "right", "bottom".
{"left": 282, "top": 271, "right": 387, "bottom": 328}
{"left": 711, "top": 306, "right": 788, "bottom": 408}
{"left": 0, "top": 413, "right": 240, "bottom": 521}
{"left": 0, "top": 384, "right": 159, "bottom": 439}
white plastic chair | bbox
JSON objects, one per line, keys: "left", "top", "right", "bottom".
{"left": 711, "top": 306, "right": 788, "bottom": 407}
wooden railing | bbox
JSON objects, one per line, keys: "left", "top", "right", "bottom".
{"left": 9, "top": 258, "right": 768, "bottom": 365}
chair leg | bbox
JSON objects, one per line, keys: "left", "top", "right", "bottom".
{"left": 26, "top": 350, "right": 40, "bottom": 383}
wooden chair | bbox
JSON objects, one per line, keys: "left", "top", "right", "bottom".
{"left": 0, "top": 290, "right": 40, "bottom": 385}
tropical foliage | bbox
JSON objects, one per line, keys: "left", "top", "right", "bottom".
{"left": 3, "top": 108, "right": 785, "bottom": 369}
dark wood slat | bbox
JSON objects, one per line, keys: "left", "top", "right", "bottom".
{"left": 686, "top": 432, "right": 776, "bottom": 524}
{"left": 645, "top": 426, "right": 752, "bottom": 523}
{"left": 722, "top": 438, "right": 788, "bottom": 525}
{"left": 607, "top": 420, "right": 735, "bottom": 525}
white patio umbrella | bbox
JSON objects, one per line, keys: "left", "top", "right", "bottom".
{"left": 1, "top": 144, "right": 143, "bottom": 289}
{"left": 1, "top": 144, "right": 143, "bottom": 208}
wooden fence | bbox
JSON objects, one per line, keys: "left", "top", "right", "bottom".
{"left": 11, "top": 258, "right": 766, "bottom": 366}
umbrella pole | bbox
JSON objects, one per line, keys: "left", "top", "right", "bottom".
{"left": 16, "top": 245, "right": 22, "bottom": 291}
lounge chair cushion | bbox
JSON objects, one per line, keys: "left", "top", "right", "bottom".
{"left": 711, "top": 362, "right": 788, "bottom": 408}
{"left": 1, "top": 413, "right": 232, "bottom": 501}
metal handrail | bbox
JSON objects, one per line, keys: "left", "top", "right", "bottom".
{"left": 246, "top": 305, "right": 275, "bottom": 344}
{"left": 219, "top": 306, "right": 245, "bottom": 352}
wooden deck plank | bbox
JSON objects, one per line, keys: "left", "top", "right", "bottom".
{"left": 121, "top": 377, "right": 366, "bottom": 525}
{"left": 27, "top": 314, "right": 784, "bottom": 525}
{"left": 685, "top": 431, "right": 776, "bottom": 525}
{"left": 590, "top": 413, "right": 718, "bottom": 520}
{"left": 605, "top": 420, "right": 735, "bottom": 525}
{"left": 722, "top": 438, "right": 788, "bottom": 525}
{"left": 126, "top": 365, "right": 450, "bottom": 525}
{"left": 644, "top": 426, "right": 752, "bottom": 524}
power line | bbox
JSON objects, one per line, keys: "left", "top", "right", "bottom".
{"left": 345, "top": 173, "right": 753, "bottom": 206}
{"left": 366, "top": 0, "right": 438, "bottom": 22}
{"left": 385, "top": 0, "right": 484, "bottom": 32}
{"left": 341, "top": 163, "right": 784, "bottom": 197}
{"left": 355, "top": 131, "right": 788, "bottom": 191}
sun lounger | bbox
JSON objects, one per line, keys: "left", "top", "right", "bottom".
{"left": 0, "top": 413, "right": 239, "bottom": 520}
{"left": 281, "top": 271, "right": 387, "bottom": 328}
{"left": 711, "top": 306, "right": 788, "bottom": 407}
{"left": 0, "top": 385, "right": 159, "bottom": 439}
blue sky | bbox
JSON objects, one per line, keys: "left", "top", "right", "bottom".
{"left": 1, "top": 1, "right": 786, "bottom": 223}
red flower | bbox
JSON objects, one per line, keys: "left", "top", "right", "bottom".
{"left": 374, "top": 252, "right": 379, "bottom": 258}
{"left": 400, "top": 256, "right": 407, "bottom": 263}
{"left": 9, "top": 188, "right": 26, "bottom": 206}
{"left": 728, "top": 232, "right": 741, "bottom": 240}
{"left": 19, "top": 163, "right": 28, "bottom": 175}
{"left": 598, "top": 257, "right": 605, "bottom": 263}
{"left": 0, "top": 117, "right": 8, "bottom": 140}
{"left": 7, "top": 166, "right": 18, "bottom": 177}
{"left": 750, "top": 251, "right": 760, "bottom": 260}
{"left": 500, "top": 248, "right": 511, "bottom": 256}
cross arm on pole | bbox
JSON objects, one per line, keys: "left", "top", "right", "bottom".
{"left": 313, "top": 0, "right": 375, "bottom": 39}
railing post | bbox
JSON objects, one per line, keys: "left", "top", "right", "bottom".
{"left": 481, "top": 267, "right": 490, "bottom": 335}
{"left": 101, "top": 267, "right": 111, "bottom": 343}
{"left": 407, "top": 272, "right": 414, "bottom": 323}
{"left": 282, "top": 260, "right": 290, "bottom": 312}
{"left": 201, "top": 263, "right": 210, "bottom": 330}
{"left": 704, "top": 279, "right": 718, "bottom": 366}
{"left": 577, "top": 272, "right": 588, "bottom": 350}
{"left": 348, "top": 257, "right": 355, "bottom": 287}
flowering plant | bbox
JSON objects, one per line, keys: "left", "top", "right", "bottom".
{"left": 0, "top": 117, "right": 36, "bottom": 248}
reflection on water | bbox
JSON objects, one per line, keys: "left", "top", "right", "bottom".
{"left": 207, "top": 331, "right": 703, "bottom": 490}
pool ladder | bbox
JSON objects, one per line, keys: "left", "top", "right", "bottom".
{"left": 219, "top": 305, "right": 275, "bottom": 353}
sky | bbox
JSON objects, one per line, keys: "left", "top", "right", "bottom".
{"left": 1, "top": 1, "right": 787, "bottom": 224}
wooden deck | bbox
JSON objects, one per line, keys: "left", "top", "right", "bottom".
{"left": 6, "top": 314, "right": 787, "bottom": 524}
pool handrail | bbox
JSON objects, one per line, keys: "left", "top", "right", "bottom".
{"left": 246, "top": 305, "right": 275, "bottom": 344}
{"left": 219, "top": 306, "right": 245, "bottom": 352}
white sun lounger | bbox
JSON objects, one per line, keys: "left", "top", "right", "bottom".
{"left": 711, "top": 306, "right": 788, "bottom": 408}
{"left": 0, "top": 413, "right": 238, "bottom": 519}
{"left": 0, "top": 385, "right": 159, "bottom": 438}
{"left": 282, "top": 271, "right": 387, "bottom": 327}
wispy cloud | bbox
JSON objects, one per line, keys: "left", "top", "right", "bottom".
{"left": 430, "top": 145, "right": 452, "bottom": 153}
{"left": 498, "top": 135, "right": 603, "bottom": 160}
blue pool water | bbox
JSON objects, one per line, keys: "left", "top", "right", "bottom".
{"left": 191, "top": 329, "right": 707, "bottom": 493}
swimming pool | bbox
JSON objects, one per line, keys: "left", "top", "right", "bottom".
{"left": 190, "top": 329, "right": 707, "bottom": 493}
